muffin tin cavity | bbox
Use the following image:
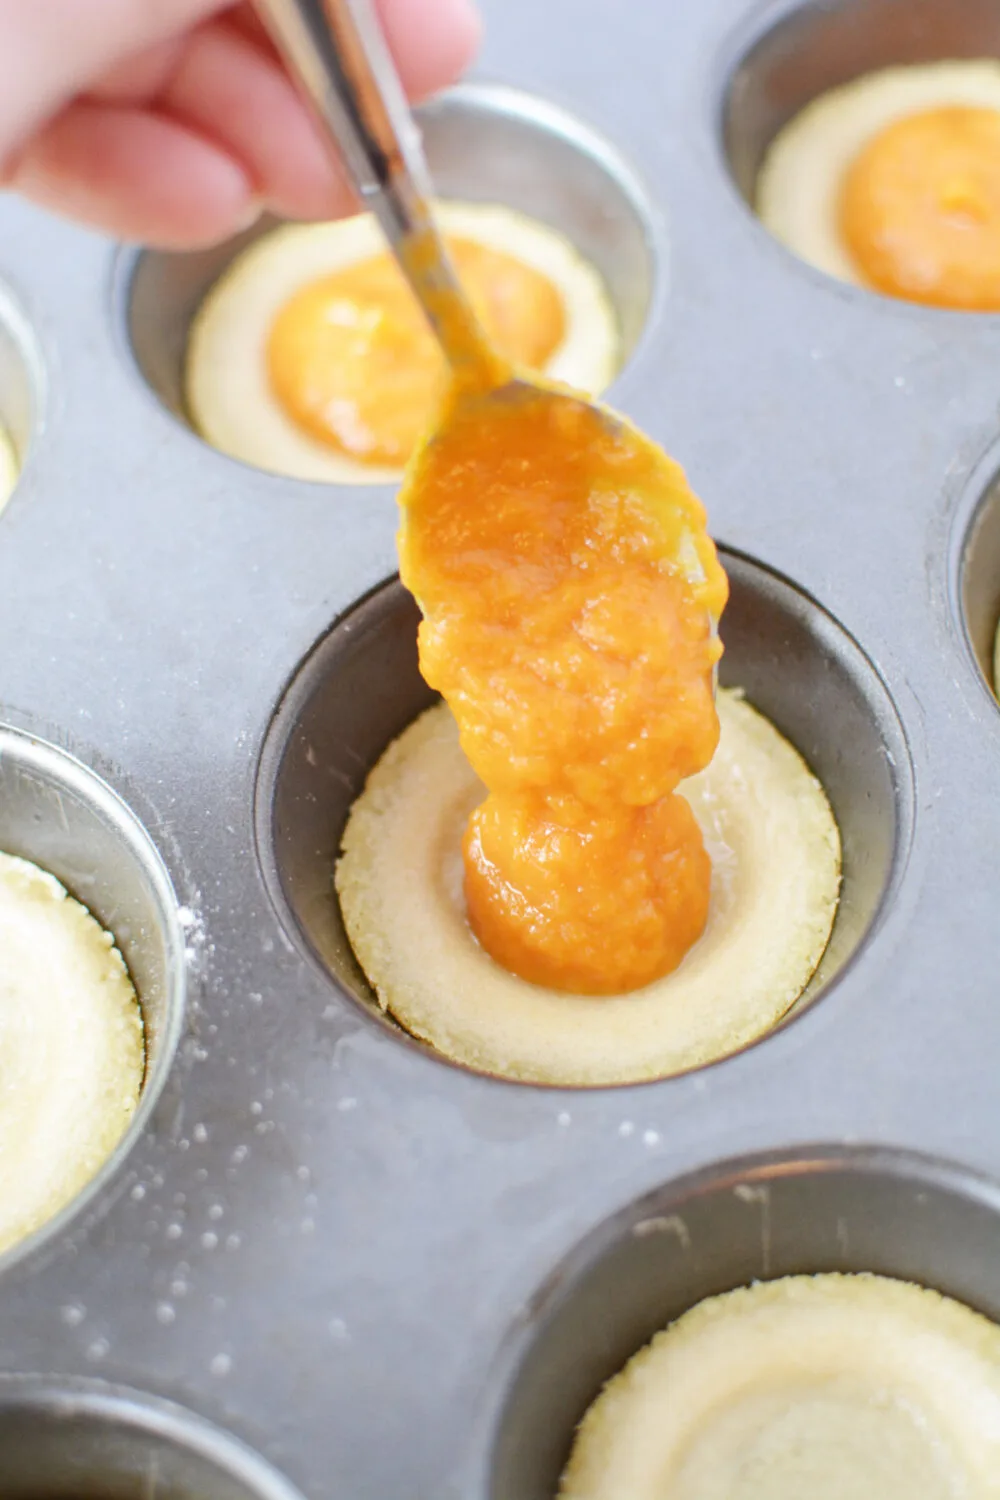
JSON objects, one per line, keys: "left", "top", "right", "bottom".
{"left": 488, "top": 1145, "right": 1000, "bottom": 1499}
{"left": 957, "top": 457, "right": 1000, "bottom": 704}
{"left": 119, "top": 82, "right": 659, "bottom": 454}
{"left": 0, "top": 1378, "right": 304, "bottom": 1499}
{"left": 255, "top": 553, "right": 911, "bottom": 1062}
{"left": 722, "top": 0, "right": 1000, "bottom": 217}
{"left": 0, "top": 727, "right": 185, "bottom": 1257}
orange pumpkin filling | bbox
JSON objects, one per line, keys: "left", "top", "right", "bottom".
{"left": 266, "top": 237, "right": 565, "bottom": 466}
{"left": 840, "top": 105, "right": 1000, "bottom": 309}
{"left": 399, "top": 388, "right": 727, "bottom": 995}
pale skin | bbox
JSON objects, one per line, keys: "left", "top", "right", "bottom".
{"left": 0, "top": 0, "right": 481, "bottom": 248}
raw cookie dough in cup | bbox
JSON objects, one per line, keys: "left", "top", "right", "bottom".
{"left": 336, "top": 690, "right": 840, "bottom": 1085}
{"left": 0, "top": 851, "right": 144, "bottom": 1254}
{"left": 558, "top": 1273, "right": 1000, "bottom": 1498}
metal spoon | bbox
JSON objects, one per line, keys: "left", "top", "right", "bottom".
{"left": 252, "top": 0, "right": 725, "bottom": 623}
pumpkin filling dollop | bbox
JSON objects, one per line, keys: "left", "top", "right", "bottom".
{"left": 398, "top": 387, "right": 727, "bottom": 995}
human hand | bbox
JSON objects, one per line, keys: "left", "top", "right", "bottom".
{"left": 0, "top": 0, "right": 480, "bottom": 248}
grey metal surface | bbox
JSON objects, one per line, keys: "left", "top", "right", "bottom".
{"left": 0, "top": 0, "right": 999, "bottom": 1494}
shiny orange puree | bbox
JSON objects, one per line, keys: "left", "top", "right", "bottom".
{"left": 267, "top": 237, "right": 565, "bottom": 466}
{"left": 399, "top": 383, "right": 728, "bottom": 996}
{"left": 840, "top": 105, "right": 1000, "bottom": 309}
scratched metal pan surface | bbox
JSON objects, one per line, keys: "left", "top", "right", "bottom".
{"left": 0, "top": 0, "right": 1000, "bottom": 1495}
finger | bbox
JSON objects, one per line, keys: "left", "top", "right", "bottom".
{"left": 158, "top": 0, "right": 481, "bottom": 225}
{"left": 88, "top": 37, "right": 188, "bottom": 104}
{"left": 4, "top": 100, "right": 258, "bottom": 247}
{"left": 1, "top": 0, "right": 482, "bottom": 248}
{"left": 376, "top": 0, "right": 482, "bottom": 101}
{"left": 162, "top": 18, "right": 355, "bottom": 222}
{"left": 225, "top": 4, "right": 280, "bottom": 53}
{"left": 0, "top": 0, "right": 226, "bottom": 159}
{"left": 233, "top": 0, "right": 482, "bottom": 101}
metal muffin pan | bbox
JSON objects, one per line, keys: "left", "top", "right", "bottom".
{"left": 0, "top": 0, "right": 1000, "bottom": 1492}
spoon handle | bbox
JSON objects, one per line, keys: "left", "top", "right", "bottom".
{"left": 254, "top": 0, "right": 503, "bottom": 383}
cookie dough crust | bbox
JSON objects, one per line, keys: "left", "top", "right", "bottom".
{"left": 559, "top": 1273, "right": 1000, "bottom": 1499}
{"left": 0, "top": 852, "right": 145, "bottom": 1253}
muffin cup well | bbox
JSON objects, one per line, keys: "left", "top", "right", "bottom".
{"left": 255, "top": 551, "right": 912, "bottom": 1074}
